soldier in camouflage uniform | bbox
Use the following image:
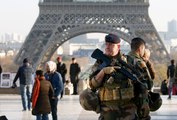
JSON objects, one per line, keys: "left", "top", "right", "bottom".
{"left": 127, "top": 37, "right": 152, "bottom": 120}
{"left": 89, "top": 34, "right": 136, "bottom": 120}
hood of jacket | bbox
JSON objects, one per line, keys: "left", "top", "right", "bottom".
{"left": 46, "top": 61, "right": 57, "bottom": 73}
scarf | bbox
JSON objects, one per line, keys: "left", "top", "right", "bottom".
{"left": 32, "top": 77, "right": 41, "bottom": 109}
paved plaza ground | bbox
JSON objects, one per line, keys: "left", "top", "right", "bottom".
{"left": 0, "top": 94, "right": 177, "bottom": 120}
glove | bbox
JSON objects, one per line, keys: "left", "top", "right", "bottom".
{"left": 102, "top": 67, "right": 116, "bottom": 74}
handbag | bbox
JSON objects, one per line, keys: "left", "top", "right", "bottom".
{"left": 32, "top": 108, "right": 37, "bottom": 115}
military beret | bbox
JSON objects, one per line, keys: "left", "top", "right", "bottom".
{"left": 105, "top": 34, "right": 120, "bottom": 44}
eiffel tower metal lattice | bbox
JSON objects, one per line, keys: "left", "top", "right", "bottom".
{"left": 15, "top": 0, "right": 169, "bottom": 69}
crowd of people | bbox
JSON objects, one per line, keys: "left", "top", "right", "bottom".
{"left": 11, "top": 57, "right": 81, "bottom": 120}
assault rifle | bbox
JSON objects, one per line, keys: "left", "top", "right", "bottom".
{"left": 91, "top": 48, "right": 145, "bottom": 86}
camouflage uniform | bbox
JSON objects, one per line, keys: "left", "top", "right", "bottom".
{"left": 89, "top": 52, "right": 137, "bottom": 120}
{"left": 127, "top": 52, "right": 152, "bottom": 120}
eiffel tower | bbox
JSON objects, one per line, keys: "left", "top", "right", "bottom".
{"left": 15, "top": 0, "right": 169, "bottom": 69}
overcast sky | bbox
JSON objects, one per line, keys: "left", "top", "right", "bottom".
{"left": 0, "top": 0, "right": 177, "bottom": 37}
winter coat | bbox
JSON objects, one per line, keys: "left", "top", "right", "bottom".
{"left": 32, "top": 77, "right": 54, "bottom": 115}
{"left": 45, "top": 71, "right": 63, "bottom": 97}
{"left": 69, "top": 63, "right": 81, "bottom": 83}
{"left": 13, "top": 63, "right": 34, "bottom": 85}
{"left": 57, "top": 62, "right": 67, "bottom": 83}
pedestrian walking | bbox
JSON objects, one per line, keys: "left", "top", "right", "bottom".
{"left": 167, "top": 59, "right": 176, "bottom": 99}
{"left": 12, "top": 58, "right": 34, "bottom": 111}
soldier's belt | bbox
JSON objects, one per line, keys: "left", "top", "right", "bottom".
{"left": 101, "top": 102, "right": 135, "bottom": 112}
{"left": 99, "top": 87, "right": 134, "bottom": 101}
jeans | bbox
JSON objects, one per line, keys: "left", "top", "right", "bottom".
{"left": 168, "top": 78, "right": 174, "bottom": 98}
{"left": 20, "top": 84, "right": 32, "bottom": 110}
{"left": 36, "top": 114, "right": 49, "bottom": 120}
{"left": 50, "top": 98, "right": 58, "bottom": 120}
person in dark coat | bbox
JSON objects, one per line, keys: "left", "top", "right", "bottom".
{"left": 56, "top": 56, "right": 67, "bottom": 99}
{"left": 167, "top": 59, "right": 176, "bottom": 99}
{"left": 12, "top": 58, "right": 34, "bottom": 111}
{"left": 161, "top": 79, "right": 168, "bottom": 95}
{"left": 31, "top": 70, "right": 54, "bottom": 120}
{"left": 69, "top": 57, "right": 81, "bottom": 95}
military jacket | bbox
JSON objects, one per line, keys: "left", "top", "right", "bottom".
{"left": 89, "top": 52, "right": 134, "bottom": 110}
{"left": 127, "top": 52, "right": 152, "bottom": 90}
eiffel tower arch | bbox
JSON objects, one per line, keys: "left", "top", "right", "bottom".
{"left": 15, "top": 0, "right": 169, "bottom": 69}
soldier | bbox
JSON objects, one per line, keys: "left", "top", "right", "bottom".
{"left": 87, "top": 34, "right": 136, "bottom": 120}
{"left": 127, "top": 37, "right": 151, "bottom": 120}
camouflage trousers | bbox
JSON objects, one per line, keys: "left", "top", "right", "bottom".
{"left": 99, "top": 104, "right": 137, "bottom": 120}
